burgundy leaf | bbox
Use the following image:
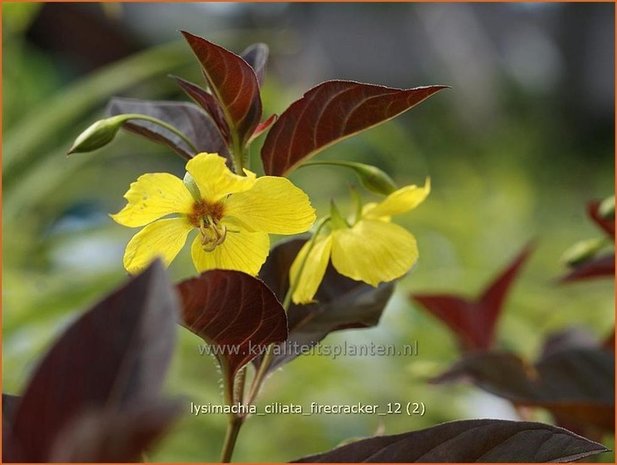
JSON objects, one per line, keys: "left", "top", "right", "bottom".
{"left": 3, "top": 394, "right": 20, "bottom": 461}
{"left": 292, "top": 419, "right": 607, "bottom": 462}
{"left": 3, "top": 393, "right": 20, "bottom": 430}
{"left": 261, "top": 81, "right": 447, "bottom": 176}
{"left": 174, "top": 76, "right": 230, "bottom": 142}
{"left": 588, "top": 200, "right": 614, "bottom": 239}
{"left": 432, "top": 348, "right": 614, "bottom": 432}
{"left": 106, "top": 97, "right": 228, "bottom": 159}
{"left": 177, "top": 270, "right": 288, "bottom": 381}
{"left": 257, "top": 239, "right": 394, "bottom": 372}
{"left": 559, "top": 254, "right": 615, "bottom": 283}
{"left": 603, "top": 330, "right": 615, "bottom": 351}
{"left": 49, "top": 401, "right": 182, "bottom": 462}
{"left": 8, "top": 261, "right": 180, "bottom": 462}
{"left": 241, "top": 43, "right": 269, "bottom": 86}
{"left": 411, "top": 243, "right": 533, "bottom": 351}
{"left": 540, "top": 327, "right": 600, "bottom": 359}
{"left": 182, "top": 31, "right": 262, "bottom": 147}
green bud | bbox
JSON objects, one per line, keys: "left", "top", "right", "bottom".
{"left": 599, "top": 196, "right": 614, "bottom": 219}
{"left": 349, "top": 162, "right": 398, "bottom": 195}
{"left": 67, "top": 115, "right": 128, "bottom": 154}
{"left": 300, "top": 160, "right": 397, "bottom": 195}
{"left": 561, "top": 237, "right": 606, "bottom": 267}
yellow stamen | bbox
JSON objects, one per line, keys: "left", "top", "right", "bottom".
{"left": 198, "top": 216, "right": 227, "bottom": 251}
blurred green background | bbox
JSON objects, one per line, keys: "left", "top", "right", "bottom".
{"left": 3, "top": 3, "right": 614, "bottom": 462}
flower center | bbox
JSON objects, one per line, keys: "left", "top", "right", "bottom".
{"left": 188, "top": 200, "right": 227, "bottom": 252}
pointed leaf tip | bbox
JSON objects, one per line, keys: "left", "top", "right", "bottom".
{"left": 261, "top": 81, "right": 447, "bottom": 176}
{"left": 412, "top": 242, "right": 533, "bottom": 351}
{"left": 181, "top": 31, "right": 262, "bottom": 147}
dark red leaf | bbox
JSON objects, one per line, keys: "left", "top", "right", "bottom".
{"left": 540, "top": 327, "right": 600, "bottom": 359}
{"left": 174, "top": 76, "right": 230, "bottom": 142}
{"left": 257, "top": 239, "right": 394, "bottom": 372}
{"left": 241, "top": 43, "right": 269, "bottom": 86}
{"left": 177, "top": 270, "right": 288, "bottom": 381}
{"left": 182, "top": 31, "right": 262, "bottom": 147}
{"left": 261, "top": 81, "right": 447, "bottom": 176}
{"left": 292, "top": 419, "right": 607, "bottom": 462}
{"left": 432, "top": 348, "right": 614, "bottom": 432}
{"left": 3, "top": 394, "right": 20, "bottom": 461}
{"left": 106, "top": 97, "right": 229, "bottom": 159}
{"left": 603, "top": 330, "right": 615, "bottom": 351}
{"left": 8, "top": 261, "right": 180, "bottom": 462}
{"left": 588, "top": 200, "right": 614, "bottom": 239}
{"left": 559, "top": 253, "right": 615, "bottom": 283}
{"left": 411, "top": 243, "right": 533, "bottom": 351}
{"left": 49, "top": 401, "right": 182, "bottom": 462}
{"left": 3, "top": 393, "right": 20, "bottom": 429}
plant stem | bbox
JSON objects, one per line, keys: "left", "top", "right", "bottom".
{"left": 220, "top": 415, "right": 243, "bottom": 463}
{"left": 230, "top": 132, "right": 245, "bottom": 174}
{"left": 121, "top": 113, "right": 199, "bottom": 155}
{"left": 220, "top": 367, "right": 244, "bottom": 463}
{"left": 246, "top": 217, "right": 331, "bottom": 405}
{"left": 220, "top": 218, "right": 331, "bottom": 461}
{"left": 245, "top": 340, "right": 277, "bottom": 406}
{"left": 4, "top": 40, "right": 191, "bottom": 175}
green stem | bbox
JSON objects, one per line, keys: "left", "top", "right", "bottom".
{"left": 4, "top": 40, "right": 191, "bottom": 176}
{"left": 220, "top": 416, "right": 243, "bottom": 463}
{"left": 120, "top": 113, "right": 199, "bottom": 155}
{"left": 300, "top": 160, "right": 397, "bottom": 195}
{"left": 220, "top": 367, "right": 245, "bottom": 463}
{"left": 219, "top": 218, "right": 331, "bottom": 461}
{"left": 246, "top": 217, "right": 331, "bottom": 405}
{"left": 230, "top": 131, "right": 245, "bottom": 174}
{"left": 245, "top": 343, "right": 276, "bottom": 407}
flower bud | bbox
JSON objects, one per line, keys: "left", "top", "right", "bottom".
{"left": 301, "top": 160, "right": 397, "bottom": 195}
{"left": 67, "top": 115, "right": 128, "bottom": 154}
{"left": 347, "top": 162, "right": 397, "bottom": 195}
{"left": 561, "top": 237, "right": 606, "bottom": 267}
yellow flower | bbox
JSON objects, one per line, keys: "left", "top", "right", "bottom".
{"left": 112, "top": 153, "right": 316, "bottom": 275}
{"left": 290, "top": 179, "right": 430, "bottom": 304}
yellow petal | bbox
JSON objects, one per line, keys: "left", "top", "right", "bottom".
{"left": 224, "top": 176, "right": 316, "bottom": 234}
{"left": 330, "top": 219, "right": 418, "bottom": 286}
{"left": 190, "top": 228, "right": 269, "bottom": 275}
{"left": 363, "top": 178, "right": 430, "bottom": 220}
{"left": 111, "top": 173, "right": 194, "bottom": 227}
{"left": 290, "top": 235, "right": 333, "bottom": 305}
{"left": 185, "top": 152, "right": 256, "bottom": 203}
{"left": 123, "top": 218, "right": 193, "bottom": 274}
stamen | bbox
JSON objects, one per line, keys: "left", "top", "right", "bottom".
{"left": 199, "top": 216, "right": 227, "bottom": 252}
